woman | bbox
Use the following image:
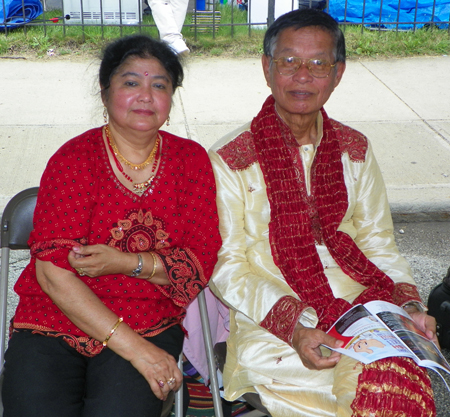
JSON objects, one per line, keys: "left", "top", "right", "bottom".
{"left": 208, "top": 9, "right": 437, "bottom": 417}
{"left": 2, "top": 34, "right": 221, "bottom": 417}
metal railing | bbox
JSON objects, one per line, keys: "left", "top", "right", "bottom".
{"left": 1, "top": 0, "right": 449, "bottom": 36}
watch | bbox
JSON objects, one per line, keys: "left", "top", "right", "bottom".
{"left": 403, "top": 301, "right": 425, "bottom": 313}
{"left": 130, "top": 253, "right": 143, "bottom": 277}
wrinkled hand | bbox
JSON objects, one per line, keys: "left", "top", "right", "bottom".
{"left": 130, "top": 341, "right": 183, "bottom": 401}
{"left": 292, "top": 324, "right": 343, "bottom": 370}
{"left": 68, "top": 244, "right": 132, "bottom": 278}
{"left": 408, "top": 311, "right": 439, "bottom": 347}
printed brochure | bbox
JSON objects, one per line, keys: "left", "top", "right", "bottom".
{"left": 325, "top": 300, "right": 450, "bottom": 374}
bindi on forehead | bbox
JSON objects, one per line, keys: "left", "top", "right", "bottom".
{"left": 119, "top": 71, "right": 165, "bottom": 80}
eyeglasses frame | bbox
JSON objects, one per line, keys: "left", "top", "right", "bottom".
{"left": 271, "top": 56, "right": 337, "bottom": 78}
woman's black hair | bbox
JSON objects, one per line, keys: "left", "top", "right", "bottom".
{"left": 99, "top": 34, "right": 184, "bottom": 97}
{"left": 263, "top": 8, "right": 346, "bottom": 63}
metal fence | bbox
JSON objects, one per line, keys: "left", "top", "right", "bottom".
{"left": 1, "top": 0, "right": 450, "bottom": 36}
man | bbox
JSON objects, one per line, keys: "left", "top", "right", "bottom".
{"left": 208, "top": 8, "right": 437, "bottom": 417}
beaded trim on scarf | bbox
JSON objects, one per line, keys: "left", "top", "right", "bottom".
{"left": 351, "top": 357, "right": 435, "bottom": 417}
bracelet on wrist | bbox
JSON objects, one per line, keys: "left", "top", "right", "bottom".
{"left": 102, "top": 317, "right": 123, "bottom": 347}
{"left": 130, "top": 253, "right": 143, "bottom": 277}
{"left": 403, "top": 301, "right": 424, "bottom": 313}
{"left": 146, "top": 252, "right": 158, "bottom": 282}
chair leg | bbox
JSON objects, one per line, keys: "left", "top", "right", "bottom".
{"left": 174, "top": 353, "right": 183, "bottom": 417}
{"left": 161, "top": 352, "right": 185, "bottom": 417}
{"left": 0, "top": 247, "right": 11, "bottom": 373}
{"left": 198, "top": 290, "right": 224, "bottom": 417}
{"left": 0, "top": 369, "right": 4, "bottom": 417}
{"left": 221, "top": 398, "right": 233, "bottom": 417}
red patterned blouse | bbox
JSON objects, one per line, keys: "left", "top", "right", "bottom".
{"left": 12, "top": 127, "right": 221, "bottom": 356}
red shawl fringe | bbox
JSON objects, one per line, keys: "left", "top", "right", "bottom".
{"left": 352, "top": 357, "right": 435, "bottom": 416}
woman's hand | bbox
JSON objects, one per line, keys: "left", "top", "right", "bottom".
{"left": 68, "top": 245, "right": 170, "bottom": 284}
{"left": 125, "top": 338, "right": 183, "bottom": 401}
{"left": 68, "top": 244, "right": 136, "bottom": 277}
{"left": 292, "top": 323, "right": 343, "bottom": 370}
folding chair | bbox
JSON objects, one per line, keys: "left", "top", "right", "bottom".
{"left": 214, "top": 340, "right": 271, "bottom": 416}
{"left": 0, "top": 187, "right": 39, "bottom": 374}
{"left": 0, "top": 187, "right": 38, "bottom": 417}
{"left": 198, "top": 290, "right": 271, "bottom": 416}
{"left": 0, "top": 187, "right": 183, "bottom": 417}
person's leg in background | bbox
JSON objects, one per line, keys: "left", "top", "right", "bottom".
{"left": 148, "top": 0, "right": 190, "bottom": 55}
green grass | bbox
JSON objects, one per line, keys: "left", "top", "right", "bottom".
{"left": 343, "top": 25, "right": 450, "bottom": 58}
{"left": 0, "top": 5, "right": 449, "bottom": 59}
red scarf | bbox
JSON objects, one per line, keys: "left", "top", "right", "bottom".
{"left": 251, "top": 96, "right": 395, "bottom": 331}
{"left": 251, "top": 96, "right": 435, "bottom": 416}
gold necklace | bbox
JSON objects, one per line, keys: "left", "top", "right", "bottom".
{"left": 133, "top": 175, "right": 156, "bottom": 195}
{"left": 131, "top": 149, "right": 161, "bottom": 195}
{"left": 105, "top": 126, "right": 161, "bottom": 195}
{"left": 105, "top": 124, "right": 160, "bottom": 171}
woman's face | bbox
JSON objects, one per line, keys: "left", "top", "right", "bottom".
{"left": 103, "top": 56, "right": 173, "bottom": 134}
{"left": 262, "top": 26, "right": 345, "bottom": 121}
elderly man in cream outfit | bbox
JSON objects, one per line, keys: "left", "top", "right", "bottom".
{"left": 208, "top": 8, "right": 438, "bottom": 417}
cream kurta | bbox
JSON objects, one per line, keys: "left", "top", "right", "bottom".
{"left": 208, "top": 116, "right": 418, "bottom": 417}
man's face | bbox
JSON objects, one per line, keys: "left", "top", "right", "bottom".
{"left": 262, "top": 26, "right": 345, "bottom": 120}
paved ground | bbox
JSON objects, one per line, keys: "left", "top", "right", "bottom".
{"left": 0, "top": 55, "right": 449, "bottom": 218}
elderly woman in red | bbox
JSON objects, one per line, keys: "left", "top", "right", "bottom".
{"left": 2, "top": 34, "right": 221, "bottom": 417}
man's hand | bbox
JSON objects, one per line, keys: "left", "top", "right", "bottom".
{"left": 407, "top": 310, "right": 440, "bottom": 348}
{"left": 292, "top": 323, "right": 344, "bottom": 370}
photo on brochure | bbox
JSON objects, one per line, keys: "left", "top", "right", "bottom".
{"left": 324, "top": 300, "right": 450, "bottom": 376}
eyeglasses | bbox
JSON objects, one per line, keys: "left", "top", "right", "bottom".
{"left": 271, "top": 57, "right": 336, "bottom": 78}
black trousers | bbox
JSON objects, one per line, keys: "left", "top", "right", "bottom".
{"left": 1, "top": 325, "right": 184, "bottom": 417}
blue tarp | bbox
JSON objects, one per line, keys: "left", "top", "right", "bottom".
{"left": 0, "top": 0, "right": 43, "bottom": 29}
{"left": 329, "top": 0, "right": 450, "bottom": 29}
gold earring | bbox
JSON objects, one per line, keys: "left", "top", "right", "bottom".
{"left": 103, "top": 107, "right": 108, "bottom": 124}
{"left": 166, "top": 116, "right": 170, "bottom": 126}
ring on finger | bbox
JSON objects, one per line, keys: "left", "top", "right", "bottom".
{"left": 167, "top": 377, "right": 176, "bottom": 385}
{"left": 158, "top": 380, "right": 165, "bottom": 388}
{"left": 75, "top": 267, "right": 85, "bottom": 276}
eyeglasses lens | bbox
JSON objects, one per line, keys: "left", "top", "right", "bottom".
{"left": 276, "top": 58, "right": 331, "bottom": 78}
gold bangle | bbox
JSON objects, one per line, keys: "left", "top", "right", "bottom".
{"left": 102, "top": 317, "right": 123, "bottom": 347}
{"left": 147, "top": 252, "right": 158, "bottom": 282}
